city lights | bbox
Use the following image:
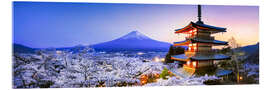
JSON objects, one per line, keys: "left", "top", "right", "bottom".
{"left": 137, "top": 52, "right": 145, "bottom": 55}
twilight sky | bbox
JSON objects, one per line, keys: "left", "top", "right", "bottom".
{"left": 13, "top": 2, "right": 259, "bottom": 48}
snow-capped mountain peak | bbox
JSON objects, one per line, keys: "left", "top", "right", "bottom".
{"left": 92, "top": 30, "right": 171, "bottom": 51}
{"left": 120, "top": 31, "right": 151, "bottom": 40}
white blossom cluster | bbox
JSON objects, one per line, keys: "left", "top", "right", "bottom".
{"left": 145, "top": 75, "right": 219, "bottom": 86}
{"left": 13, "top": 50, "right": 219, "bottom": 88}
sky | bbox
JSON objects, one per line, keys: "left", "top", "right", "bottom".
{"left": 13, "top": 2, "right": 259, "bottom": 48}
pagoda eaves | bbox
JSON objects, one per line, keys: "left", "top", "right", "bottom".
{"left": 171, "top": 54, "right": 231, "bottom": 61}
{"left": 175, "top": 22, "right": 226, "bottom": 34}
{"left": 173, "top": 38, "right": 228, "bottom": 46}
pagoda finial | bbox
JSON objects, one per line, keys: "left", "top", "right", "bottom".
{"left": 197, "top": 5, "right": 204, "bottom": 24}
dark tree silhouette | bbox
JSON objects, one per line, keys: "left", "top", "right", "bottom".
{"left": 164, "top": 45, "right": 185, "bottom": 63}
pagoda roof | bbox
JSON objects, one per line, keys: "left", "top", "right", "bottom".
{"left": 171, "top": 54, "right": 189, "bottom": 61}
{"left": 171, "top": 53, "right": 231, "bottom": 61}
{"left": 173, "top": 38, "right": 228, "bottom": 46}
{"left": 175, "top": 22, "right": 226, "bottom": 33}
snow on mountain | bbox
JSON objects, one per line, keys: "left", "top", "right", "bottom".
{"left": 92, "top": 31, "right": 172, "bottom": 51}
{"left": 120, "top": 31, "right": 151, "bottom": 40}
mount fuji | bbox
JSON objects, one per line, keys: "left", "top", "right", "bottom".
{"left": 91, "top": 31, "right": 172, "bottom": 51}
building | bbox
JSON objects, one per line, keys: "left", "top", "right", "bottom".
{"left": 171, "top": 5, "right": 231, "bottom": 74}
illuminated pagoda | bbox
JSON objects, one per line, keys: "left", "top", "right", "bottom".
{"left": 171, "top": 5, "right": 230, "bottom": 74}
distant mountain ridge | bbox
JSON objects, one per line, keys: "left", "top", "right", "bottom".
{"left": 13, "top": 31, "right": 172, "bottom": 53}
{"left": 13, "top": 43, "right": 36, "bottom": 54}
{"left": 12, "top": 41, "right": 259, "bottom": 54}
{"left": 91, "top": 31, "right": 172, "bottom": 51}
{"left": 240, "top": 43, "right": 259, "bottom": 55}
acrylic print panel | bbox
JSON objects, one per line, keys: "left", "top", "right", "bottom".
{"left": 13, "top": 1, "right": 259, "bottom": 88}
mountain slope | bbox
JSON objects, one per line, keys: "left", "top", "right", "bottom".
{"left": 240, "top": 43, "right": 259, "bottom": 64}
{"left": 91, "top": 31, "right": 171, "bottom": 51}
{"left": 240, "top": 43, "right": 259, "bottom": 55}
{"left": 13, "top": 43, "right": 36, "bottom": 54}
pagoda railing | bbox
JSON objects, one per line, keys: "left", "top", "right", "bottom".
{"left": 185, "top": 50, "right": 218, "bottom": 55}
{"left": 186, "top": 36, "right": 214, "bottom": 41}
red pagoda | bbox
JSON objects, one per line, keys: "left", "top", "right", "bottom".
{"left": 171, "top": 5, "right": 230, "bottom": 74}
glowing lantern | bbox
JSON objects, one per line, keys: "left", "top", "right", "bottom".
{"left": 193, "top": 29, "right": 197, "bottom": 34}
{"left": 239, "top": 76, "right": 243, "bottom": 80}
{"left": 189, "top": 44, "right": 192, "bottom": 46}
{"left": 193, "top": 43, "right": 197, "bottom": 46}
{"left": 141, "top": 80, "right": 147, "bottom": 84}
{"left": 194, "top": 47, "right": 197, "bottom": 50}
{"left": 192, "top": 61, "right": 197, "bottom": 67}
{"left": 161, "top": 58, "right": 165, "bottom": 62}
{"left": 188, "top": 47, "right": 191, "bottom": 51}
{"left": 187, "top": 61, "right": 191, "bottom": 65}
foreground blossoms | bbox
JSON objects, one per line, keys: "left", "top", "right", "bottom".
{"left": 13, "top": 50, "right": 219, "bottom": 88}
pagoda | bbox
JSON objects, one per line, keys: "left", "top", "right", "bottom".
{"left": 171, "top": 5, "right": 231, "bottom": 74}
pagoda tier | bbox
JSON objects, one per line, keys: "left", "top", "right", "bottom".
{"left": 175, "top": 22, "right": 226, "bottom": 34}
{"left": 171, "top": 53, "right": 230, "bottom": 70}
{"left": 173, "top": 38, "right": 228, "bottom": 46}
{"left": 171, "top": 53, "right": 231, "bottom": 61}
